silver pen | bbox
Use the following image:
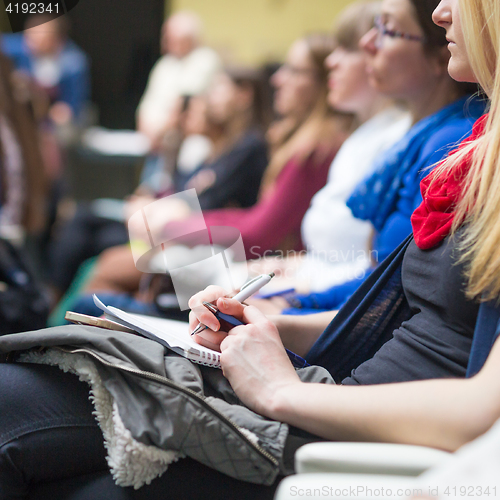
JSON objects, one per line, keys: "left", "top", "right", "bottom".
{"left": 191, "top": 272, "right": 275, "bottom": 336}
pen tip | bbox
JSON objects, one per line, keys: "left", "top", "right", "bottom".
{"left": 191, "top": 323, "right": 206, "bottom": 336}
{"left": 269, "top": 272, "right": 275, "bottom": 278}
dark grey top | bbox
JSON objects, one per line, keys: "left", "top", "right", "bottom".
{"left": 343, "top": 231, "right": 479, "bottom": 385}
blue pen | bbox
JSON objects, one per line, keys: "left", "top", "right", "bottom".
{"left": 191, "top": 273, "right": 275, "bottom": 336}
{"left": 200, "top": 301, "right": 310, "bottom": 369}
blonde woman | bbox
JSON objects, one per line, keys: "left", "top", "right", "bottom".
{"left": 189, "top": 0, "right": 500, "bottom": 450}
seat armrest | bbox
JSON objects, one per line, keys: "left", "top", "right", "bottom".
{"left": 295, "top": 442, "right": 451, "bottom": 476}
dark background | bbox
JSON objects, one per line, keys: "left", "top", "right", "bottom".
{"left": 67, "top": 0, "right": 167, "bottom": 129}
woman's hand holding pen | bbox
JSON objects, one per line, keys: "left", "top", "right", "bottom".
{"left": 188, "top": 287, "right": 301, "bottom": 417}
{"left": 218, "top": 301, "right": 301, "bottom": 417}
{"left": 188, "top": 285, "right": 234, "bottom": 351}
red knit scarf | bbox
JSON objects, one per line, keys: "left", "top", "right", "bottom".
{"left": 411, "top": 115, "right": 488, "bottom": 250}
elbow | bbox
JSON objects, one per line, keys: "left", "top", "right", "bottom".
{"left": 455, "top": 407, "right": 500, "bottom": 451}
{"left": 442, "top": 380, "right": 500, "bottom": 452}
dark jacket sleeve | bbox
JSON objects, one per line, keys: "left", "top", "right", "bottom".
{"left": 195, "top": 131, "right": 268, "bottom": 210}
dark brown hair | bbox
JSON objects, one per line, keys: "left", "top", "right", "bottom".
{"left": 301, "top": 32, "right": 336, "bottom": 94}
{"left": 225, "top": 66, "right": 273, "bottom": 131}
{"left": 409, "top": 0, "right": 447, "bottom": 53}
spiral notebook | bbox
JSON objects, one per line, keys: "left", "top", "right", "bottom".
{"left": 93, "top": 295, "right": 221, "bottom": 368}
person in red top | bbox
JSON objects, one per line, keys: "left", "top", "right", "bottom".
{"left": 165, "top": 150, "right": 336, "bottom": 258}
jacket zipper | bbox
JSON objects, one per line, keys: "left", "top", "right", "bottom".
{"left": 54, "top": 346, "right": 279, "bottom": 467}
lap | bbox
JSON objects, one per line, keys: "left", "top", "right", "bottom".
{"left": 0, "top": 362, "right": 280, "bottom": 500}
{"left": 0, "top": 362, "right": 108, "bottom": 498}
{"left": 0, "top": 362, "right": 99, "bottom": 445}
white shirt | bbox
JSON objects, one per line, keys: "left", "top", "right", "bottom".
{"left": 297, "top": 106, "right": 412, "bottom": 291}
{"left": 137, "top": 46, "right": 221, "bottom": 137}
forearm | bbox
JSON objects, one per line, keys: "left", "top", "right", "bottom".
{"left": 270, "top": 311, "right": 336, "bottom": 356}
{"left": 292, "top": 276, "right": 370, "bottom": 311}
{"left": 269, "top": 375, "right": 500, "bottom": 452}
{"left": 210, "top": 299, "right": 500, "bottom": 452}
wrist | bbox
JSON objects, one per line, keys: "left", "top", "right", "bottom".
{"left": 267, "top": 380, "right": 304, "bottom": 421}
{"left": 268, "top": 315, "right": 294, "bottom": 349}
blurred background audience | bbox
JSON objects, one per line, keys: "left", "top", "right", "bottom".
{"left": 69, "top": 32, "right": 353, "bottom": 317}
{"left": 0, "top": 50, "right": 50, "bottom": 332}
{"left": 48, "top": 65, "right": 271, "bottom": 298}
{"left": 2, "top": 15, "right": 90, "bottom": 128}
{"left": 136, "top": 11, "right": 221, "bottom": 152}
{"left": 0, "top": 0, "right": 485, "bottom": 332}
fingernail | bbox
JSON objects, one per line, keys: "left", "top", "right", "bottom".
{"left": 220, "top": 299, "right": 227, "bottom": 309}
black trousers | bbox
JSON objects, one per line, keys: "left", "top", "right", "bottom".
{"left": 0, "top": 362, "right": 279, "bottom": 500}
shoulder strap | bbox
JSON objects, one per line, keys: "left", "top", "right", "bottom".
{"left": 307, "top": 235, "right": 413, "bottom": 382}
{"left": 467, "top": 299, "right": 500, "bottom": 377}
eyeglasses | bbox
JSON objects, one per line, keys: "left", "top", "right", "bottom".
{"left": 374, "top": 15, "right": 425, "bottom": 49}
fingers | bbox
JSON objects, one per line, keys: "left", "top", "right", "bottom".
{"left": 188, "top": 285, "right": 229, "bottom": 332}
{"left": 215, "top": 297, "right": 246, "bottom": 320}
{"left": 193, "top": 329, "right": 228, "bottom": 352}
{"left": 188, "top": 308, "right": 220, "bottom": 333}
{"left": 188, "top": 297, "right": 248, "bottom": 333}
{"left": 240, "top": 305, "right": 270, "bottom": 327}
{"left": 214, "top": 306, "right": 270, "bottom": 345}
{"left": 188, "top": 285, "right": 229, "bottom": 309}
{"left": 188, "top": 287, "right": 250, "bottom": 335}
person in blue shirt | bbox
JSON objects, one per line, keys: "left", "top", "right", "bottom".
{"left": 2, "top": 15, "right": 90, "bottom": 124}
{"left": 257, "top": 17, "right": 485, "bottom": 316}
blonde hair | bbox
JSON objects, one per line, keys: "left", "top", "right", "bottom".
{"left": 432, "top": 0, "right": 499, "bottom": 300}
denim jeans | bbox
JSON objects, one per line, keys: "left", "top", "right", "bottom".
{"left": 0, "top": 362, "right": 279, "bottom": 500}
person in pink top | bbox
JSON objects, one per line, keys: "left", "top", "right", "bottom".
{"left": 171, "top": 149, "right": 337, "bottom": 257}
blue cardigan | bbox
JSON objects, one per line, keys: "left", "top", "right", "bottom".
{"left": 305, "top": 236, "right": 500, "bottom": 382}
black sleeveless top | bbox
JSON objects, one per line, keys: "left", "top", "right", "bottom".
{"left": 343, "top": 231, "right": 479, "bottom": 385}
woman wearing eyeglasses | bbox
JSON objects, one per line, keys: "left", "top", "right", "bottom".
{"left": 249, "top": 0, "right": 483, "bottom": 317}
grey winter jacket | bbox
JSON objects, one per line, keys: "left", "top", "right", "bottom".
{"left": 0, "top": 325, "right": 334, "bottom": 488}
